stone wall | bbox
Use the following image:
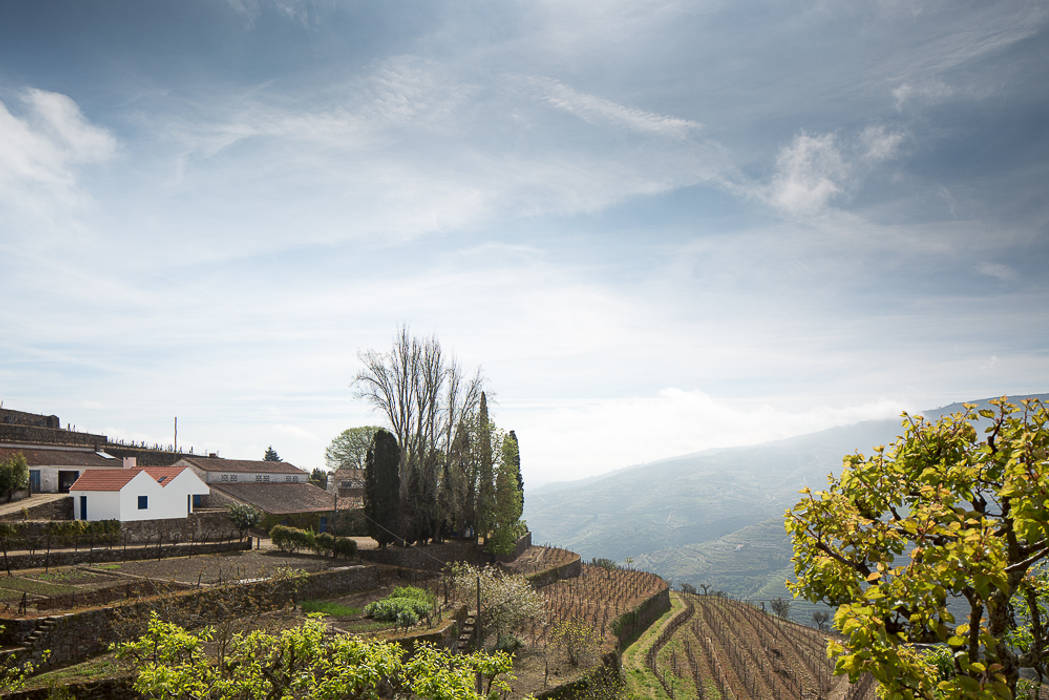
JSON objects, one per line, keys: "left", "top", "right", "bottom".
{"left": 523, "top": 553, "right": 583, "bottom": 589}
{"left": 0, "top": 424, "right": 106, "bottom": 447}
{"left": 612, "top": 584, "right": 671, "bottom": 651}
{"left": 358, "top": 540, "right": 492, "bottom": 571}
{"left": 2, "top": 510, "right": 240, "bottom": 548}
{"left": 6, "top": 564, "right": 380, "bottom": 668}
{"left": 0, "top": 539, "right": 250, "bottom": 571}
{"left": 357, "top": 533, "right": 533, "bottom": 572}
{"left": 0, "top": 496, "right": 74, "bottom": 521}
{"left": 0, "top": 409, "right": 60, "bottom": 429}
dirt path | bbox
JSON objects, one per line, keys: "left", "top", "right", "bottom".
{"left": 0, "top": 493, "right": 67, "bottom": 517}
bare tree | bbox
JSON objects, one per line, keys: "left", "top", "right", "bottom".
{"left": 354, "top": 328, "right": 484, "bottom": 542}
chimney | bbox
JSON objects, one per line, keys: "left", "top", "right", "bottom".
{"left": 123, "top": 457, "right": 137, "bottom": 470}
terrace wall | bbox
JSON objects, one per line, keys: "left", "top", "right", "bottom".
{"left": 357, "top": 532, "right": 532, "bottom": 571}
{"left": 4, "top": 563, "right": 380, "bottom": 668}
{"left": 0, "top": 539, "right": 250, "bottom": 572}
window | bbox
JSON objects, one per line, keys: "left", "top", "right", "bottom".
{"left": 255, "top": 474, "right": 264, "bottom": 482}
{"left": 263, "top": 474, "right": 270, "bottom": 482}
{"left": 138, "top": 495, "right": 148, "bottom": 510}
{"left": 285, "top": 475, "right": 294, "bottom": 482}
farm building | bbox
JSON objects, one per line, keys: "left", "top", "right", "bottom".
{"left": 328, "top": 467, "right": 365, "bottom": 504}
{"left": 69, "top": 466, "right": 209, "bottom": 521}
{"left": 174, "top": 455, "right": 308, "bottom": 484}
{"left": 0, "top": 445, "right": 121, "bottom": 493}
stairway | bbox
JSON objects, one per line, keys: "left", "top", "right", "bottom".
{"left": 23, "top": 616, "right": 60, "bottom": 650}
{"left": 456, "top": 614, "right": 476, "bottom": 653}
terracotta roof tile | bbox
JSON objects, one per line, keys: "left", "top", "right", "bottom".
{"left": 69, "top": 467, "right": 193, "bottom": 492}
{"left": 210, "top": 481, "right": 340, "bottom": 514}
{"left": 0, "top": 446, "right": 115, "bottom": 468}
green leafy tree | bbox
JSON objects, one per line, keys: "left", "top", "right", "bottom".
{"left": 262, "top": 445, "right": 280, "bottom": 462}
{"left": 0, "top": 453, "right": 29, "bottom": 502}
{"left": 365, "top": 429, "right": 401, "bottom": 548}
{"left": 324, "top": 426, "right": 382, "bottom": 471}
{"left": 489, "top": 432, "right": 524, "bottom": 555}
{"left": 115, "top": 613, "right": 517, "bottom": 699}
{"left": 307, "top": 467, "right": 328, "bottom": 489}
{"left": 786, "top": 398, "right": 1049, "bottom": 698}
{"left": 226, "top": 504, "right": 261, "bottom": 540}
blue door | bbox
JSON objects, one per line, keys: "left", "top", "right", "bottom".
{"left": 319, "top": 516, "right": 328, "bottom": 533}
{"left": 29, "top": 470, "right": 41, "bottom": 492}
{"left": 79, "top": 495, "right": 88, "bottom": 521}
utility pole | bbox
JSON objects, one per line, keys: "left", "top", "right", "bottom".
{"left": 174, "top": 417, "right": 178, "bottom": 452}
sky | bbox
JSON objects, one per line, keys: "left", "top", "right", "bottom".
{"left": 1, "top": 1, "right": 1047, "bottom": 487}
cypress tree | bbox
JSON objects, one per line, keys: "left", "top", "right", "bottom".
{"left": 365, "top": 429, "right": 401, "bottom": 548}
{"left": 474, "top": 392, "right": 495, "bottom": 542}
{"left": 490, "top": 433, "right": 524, "bottom": 555}
{"left": 508, "top": 430, "right": 523, "bottom": 511}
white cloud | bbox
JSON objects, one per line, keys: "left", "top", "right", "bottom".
{"left": 860, "top": 125, "right": 905, "bottom": 162}
{"left": 768, "top": 132, "right": 847, "bottom": 215}
{"left": 529, "top": 76, "right": 701, "bottom": 139}
{"left": 0, "top": 89, "right": 115, "bottom": 213}
{"left": 892, "top": 80, "right": 954, "bottom": 110}
{"left": 977, "top": 262, "right": 1017, "bottom": 282}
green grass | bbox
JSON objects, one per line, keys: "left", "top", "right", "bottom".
{"left": 621, "top": 591, "right": 685, "bottom": 700}
{"left": 300, "top": 600, "right": 362, "bottom": 617}
{"left": 0, "top": 576, "right": 77, "bottom": 596}
{"left": 21, "top": 654, "right": 124, "bottom": 691}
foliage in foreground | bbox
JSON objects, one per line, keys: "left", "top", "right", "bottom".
{"left": 115, "top": 612, "right": 522, "bottom": 699}
{"left": 786, "top": 397, "right": 1049, "bottom": 698}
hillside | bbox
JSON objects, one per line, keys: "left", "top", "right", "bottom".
{"left": 526, "top": 394, "right": 1049, "bottom": 606}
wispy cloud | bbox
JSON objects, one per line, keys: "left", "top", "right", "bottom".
{"left": 528, "top": 76, "right": 701, "bottom": 139}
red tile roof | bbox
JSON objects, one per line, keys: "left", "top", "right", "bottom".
{"left": 211, "top": 481, "right": 341, "bottom": 514}
{"left": 69, "top": 467, "right": 193, "bottom": 492}
{"left": 180, "top": 456, "right": 305, "bottom": 475}
{"left": 0, "top": 446, "right": 114, "bottom": 468}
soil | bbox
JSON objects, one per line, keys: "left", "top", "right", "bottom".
{"left": 103, "top": 549, "right": 339, "bottom": 584}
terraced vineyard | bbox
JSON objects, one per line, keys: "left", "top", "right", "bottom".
{"left": 540, "top": 564, "right": 667, "bottom": 645}
{"left": 631, "top": 592, "right": 876, "bottom": 699}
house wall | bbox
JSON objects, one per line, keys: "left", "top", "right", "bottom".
{"left": 117, "top": 475, "right": 181, "bottom": 521}
{"left": 73, "top": 491, "right": 121, "bottom": 520}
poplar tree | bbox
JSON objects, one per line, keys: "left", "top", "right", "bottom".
{"left": 365, "top": 429, "right": 401, "bottom": 548}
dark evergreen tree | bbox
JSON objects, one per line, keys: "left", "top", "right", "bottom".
{"left": 474, "top": 392, "right": 495, "bottom": 542}
{"left": 263, "top": 445, "right": 281, "bottom": 462}
{"left": 508, "top": 430, "right": 523, "bottom": 506}
{"left": 365, "top": 429, "right": 401, "bottom": 548}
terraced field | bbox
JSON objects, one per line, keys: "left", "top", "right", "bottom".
{"left": 626, "top": 592, "right": 877, "bottom": 699}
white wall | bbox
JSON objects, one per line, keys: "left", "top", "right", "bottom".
{"left": 73, "top": 490, "right": 121, "bottom": 520}
{"left": 73, "top": 470, "right": 210, "bottom": 521}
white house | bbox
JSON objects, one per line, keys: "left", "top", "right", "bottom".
{"left": 69, "top": 466, "right": 209, "bottom": 521}
{"left": 174, "top": 456, "right": 308, "bottom": 484}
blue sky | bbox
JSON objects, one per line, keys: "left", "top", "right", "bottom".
{"left": 1, "top": 1, "right": 1047, "bottom": 485}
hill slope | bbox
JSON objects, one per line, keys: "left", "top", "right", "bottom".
{"left": 526, "top": 394, "right": 1048, "bottom": 600}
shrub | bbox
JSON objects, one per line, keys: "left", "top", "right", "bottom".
{"left": 331, "top": 536, "right": 357, "bottom": 558}
{"left": 314, "top": 532, "right": 334, "bottom": 555}
{"left": 363, "top": 586, "right": 435, "bottom": 627}
{"left": 269, "top": 525, "right": 316, "bottom": 553}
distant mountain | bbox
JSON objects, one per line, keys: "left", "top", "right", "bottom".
{"left": 525, "top": 394, "right": 1048, "bottom": 604}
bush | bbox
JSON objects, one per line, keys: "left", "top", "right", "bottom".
{"left": 363, "top": 586, "right": 435, "bottom": 627}
{"left": 269, "top": 525, "right": 316, "bottom": 554}
{"left": 331, "top": 536, "right": 357, "bottom": 558}
{"left": 314, "top": 532, "right": 334, "bottom": 555}
{"left": 494, "top": 634, "right": 522, "bottom": 654}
